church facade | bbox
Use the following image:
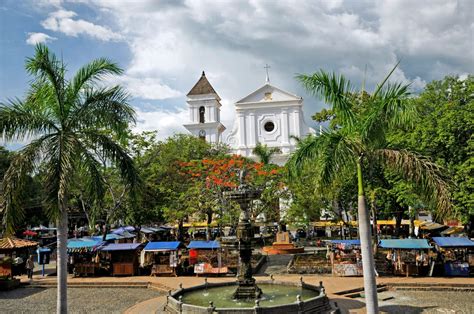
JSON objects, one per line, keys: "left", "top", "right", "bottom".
{"left": 184, "top": 71, "right": 315, "bottom": 165}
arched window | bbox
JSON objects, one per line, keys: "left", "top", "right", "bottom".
{"left": 199, "top": 106, "right": 205, "bottom": 123}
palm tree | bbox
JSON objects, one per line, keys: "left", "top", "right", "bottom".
{"left": 288, "top": 65, "right": 451, "bottom": 314}
{"left": 252, "top": 142, "right": 281, "bottom": 165}
{"left": 0, "top": 44, "right": 138, "bottom": 314}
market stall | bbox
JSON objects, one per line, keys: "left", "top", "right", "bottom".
{"left": 327, "top": 239, "right": 362, "bottom": 277}
{"left": 0, "top": 237, "right": 38, "bottom": 278}
{"left": 67, "top": 238, "right": 103, "bottom": 277}
{"left": 379, "top": 239, "right": 432, "bottom": 276}
{"left": 432, "top": 237, "right": 474, "bottom": 277}
{"left": 142, "top": 241, "right": 184, "bottom": 276}
{"left": 187, "top": 240, "right": 227, "bottom": 276}
{"left": 99, "top": 243, "right": 142, "bottom": 276}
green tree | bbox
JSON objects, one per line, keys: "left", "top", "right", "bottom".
{"left": 252, "top": 142, "right": 281, "bottom": 165}
{"left": 288, "top": 66, "right": 451, "bottom": 313}
{"left": 390, "top": 75, "right": 474, "bottom": 222}
{"left": 0, "top": 44, "right": 138, "bottom": 314}
{"left": 137, "top": 134, "right": 228, "bottom": 238}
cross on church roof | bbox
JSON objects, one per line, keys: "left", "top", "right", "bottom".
{"left": 264, "top": 64, "right": 271, "bottom": 83}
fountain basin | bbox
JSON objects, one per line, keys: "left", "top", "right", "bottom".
{"left": 164, "top": 280, "right": 336, "bottom": 313}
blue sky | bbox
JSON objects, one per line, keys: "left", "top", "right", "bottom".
{"left": 1, "top": 0, "right": 473, "bottom": 143}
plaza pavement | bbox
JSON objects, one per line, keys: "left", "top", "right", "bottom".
{"left": 18, "top": 272, "right": 474, "bottom": 313}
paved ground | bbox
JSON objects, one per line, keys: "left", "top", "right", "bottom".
{"left": 0, "top": 287, "right": 161, "bottom": 314}
{"left": 346, "top": 290, "right": 474, "bottom": 314}
{"left": 8, "top": 261, "right": 474, "bottom": 313}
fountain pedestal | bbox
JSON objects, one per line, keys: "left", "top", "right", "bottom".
{"left": 223, "top": 170, "right": 262, "bottom": 300}
{"left": 232, "top": 209, "right": 262, "bottom": 299}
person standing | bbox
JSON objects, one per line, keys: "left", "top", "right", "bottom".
{"left": 26, "top": 255, "right": 34, "bottom": 280}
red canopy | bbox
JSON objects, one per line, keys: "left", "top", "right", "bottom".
{"left": 23, "top": 230, "right": 38, "bottom": 236}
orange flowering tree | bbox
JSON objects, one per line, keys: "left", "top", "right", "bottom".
{"left": 177, "top": 154, "right": 284, "bottom": 231}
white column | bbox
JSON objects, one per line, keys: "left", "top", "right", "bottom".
{"left": 281, "top": 108, "right": 289, "bottom": 144}
{"left": 293, "top": 109, "right": 300, "bottom": 137}
{"left": 238, "top": 111, "right": 246, "bottom": 149}
{"left": 209, "top": 101, "right": 216, "bottom": 122}
{"left": 194, "top": 107, "right": 199, "bottom": 123}
{"left": 205, "top": 105, "right": 211, "bottom": 123}
{"left": 248, "top": 111, "right": 256, "bottom": 147}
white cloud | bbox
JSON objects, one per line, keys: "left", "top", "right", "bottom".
{"left": 26, "top": 32, "right": 56, "bottom": 45}
{"left": 40, "top": 0, "right": 473, "bottom": 140}
{"left": 103, "top": 74, "right": 182, "bottom": 100}
{"left": 133, "top": 107, "right": 188, "bottom": 138}
{"left": 41, "top": 9, "right": 122, "bottom": 41}
{"left": 119, "top": 76, "right": 182, "bottom": 100}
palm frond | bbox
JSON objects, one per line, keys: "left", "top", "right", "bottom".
{"left": 68, "top": 58, "right": 123, "bottom": 101}
{"left": 76, "top": 143, "right": 106, "bottom": 206}
{"left": 25, "top": 44, "right": 66, "bottom": 118}
{"left": 373, "top": 60, "right": 401, "bottom": 97}
{"left": 82, "top": 131, "right": 140, "bottom": 189}
{"left": 252, "top": 142, "right": 281, "bottom": 164}
{"left": 361, "top": 82, "right": 413, "bottom": 146}
{"left": 68, "top": 86, "right": 135, "bottom": 136}
{"left": 287, "top": 131, "right": 358, "bottom": 186}
{"left": 287, "top": 134, "right": 321, "bottom": 179}
{"left": 372, "top": 149, "right": 452, "bottom": 218}
{"left": 297, "top": 70, "right": 355, "bottom": 127}
{"left": 0, "top": 98, "right": 58, "bottom": 141}
{"left": 41, "top": 134, "right": 78, "bottom": 220}
{"left": 1, "top": 135, "right": 52, "bottom": 233}
{"left": 317, "top": 132, "right": 359, "bottom": 186}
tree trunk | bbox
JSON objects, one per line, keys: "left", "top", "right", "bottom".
{"left": 408, "top": 206, "right": 415, "bottom": 238}
{"left": 371, "top": 199, "right": 378, "bottom": 254}
{"left": 57, "top": 206, "right": 68, "bottom": 314}
{"left": 79, "top": 193, "right": 92, "bottom": 233}
{"left": 357, "top": 158, "right": 378, "bottom": 314}
{"left": 178, "top": 220, "right": 184, "bottom": 241}
{"left": 395, "top": 209, "right": 403, "bottom": 237}
{"left": 206, "top": 210, "right": 212, "bottom": 241}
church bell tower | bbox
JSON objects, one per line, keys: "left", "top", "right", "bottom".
{"left": 183, "top": 71, "right": 226, "bottom": 143}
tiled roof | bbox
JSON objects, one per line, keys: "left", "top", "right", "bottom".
{"left": 187, "top": 71, "right": 218, "bottom": 96}
{"left": 0, "top": 237, "right": 38, "bottom": 250}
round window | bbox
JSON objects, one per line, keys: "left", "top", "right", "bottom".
{"left": 264, "top": 121, "right": 275, "bottom": 132}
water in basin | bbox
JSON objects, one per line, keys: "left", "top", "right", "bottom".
{"left": 180, "top": 283, "right": 319, "bottom": 308}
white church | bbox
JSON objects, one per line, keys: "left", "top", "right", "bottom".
{"left": 183, "top": 71, "right": 315, "bottom": 165}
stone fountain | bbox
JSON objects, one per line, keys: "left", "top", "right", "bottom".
{"left": 223, "top": 169, "right": 262, "bottom": 299}
{"left": 163, "top": 169, "right": 337, "bottom": 313}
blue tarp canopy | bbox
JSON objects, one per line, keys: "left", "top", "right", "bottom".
{"left": 379, "top": 239, "right": 432, "bottom": 250}
{"left": 187, "top": 240, "right": 220, "bottom": 249}
{"left": 144, "top": 241, "right": 183, "bottom": 252}
{"left": 432, "top": 237, "right": 474, "bottom": 248}
{"left": 99, "top": 243, "right": 142, "bottom": 251}
{"left": 328, "top": 239, "right": 361, "bottom": 245}
{"left": 67, "top": 238, "right": 103, "bottom": 252}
